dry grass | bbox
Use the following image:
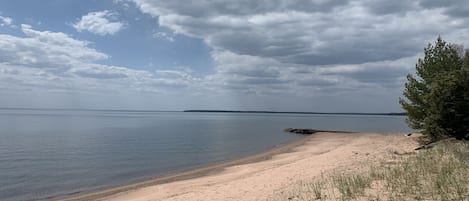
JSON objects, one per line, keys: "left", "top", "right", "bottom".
{"left": 268, "top": 141, "right": 469, "bottom": 201}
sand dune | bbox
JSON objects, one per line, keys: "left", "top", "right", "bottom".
{"left": 62, "top": 132, "right": 419, "bottom": 201}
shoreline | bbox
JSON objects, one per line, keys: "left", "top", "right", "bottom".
{"left": 59, "top": 131, "right": 418, "bottom": 201}
{"left": 58, "top": 133, "right": 314, "bottom": 201}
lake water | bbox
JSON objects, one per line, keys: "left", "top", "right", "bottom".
{"left": 0, "top": 109, "right": 413, "bottom": 201}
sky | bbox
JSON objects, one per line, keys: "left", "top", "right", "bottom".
{"left": 0, "top": 0, "right": 468, "bottom": 112}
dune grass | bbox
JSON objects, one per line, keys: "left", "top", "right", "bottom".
{"left": 269, "top": 140, "right": 469, "bottom": 201}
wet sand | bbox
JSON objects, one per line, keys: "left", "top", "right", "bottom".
{"left": 60, "top": 132, "right": 419, "bottom": 201}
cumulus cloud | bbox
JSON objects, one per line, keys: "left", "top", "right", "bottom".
{"left": 134, "top": 0, "right": 469, "bottom": 66}
{"left": 73, "top": 10, "right": 126, "bottom": 36}
{"left": 0, "top": 25, "right": 192, "bottom": 96}
{"left": 3, "top": 1, "right": 469, "bottom": 111}
{"left": 132, "top": 0, "right": 469, "bottom": 97}
{"left": 0, "top": 24, "right": 108, "bottom": 69}
{"left": 0, "top": 16, "right": 12, "bottom": 26}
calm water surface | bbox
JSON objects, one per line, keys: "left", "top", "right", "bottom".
{"left": 0, "top": 109, "right": 413, "bottom": 201}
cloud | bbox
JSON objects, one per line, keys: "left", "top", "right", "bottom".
{"left": 135, "top": 0, "right": 348, "bottom": 17}
{"left": 73, "top": 10, "right": 126, "bottom": 36}
{"left": 132, "top": 0, "right": 469, "bottom": 96}
{"left": 207, "top": 49, "right": 412, "bottom": 96}
{"left": 0, "top": 25, "right": 188, "bottom": 96}
{"left": 364, "top": 0, "right": 418, "bottom": 15}
{"left": 70, "top": 65, "right": 141, "bottom": 79}
{"left": 0, "top": 16, "right": 12, "bottom": 26}
{"left": 419, "top": 0, "right": 469, "bottom": 18}
{"left": 0, "top": 24, "right": 108, "bottom": 69}
{"left": 3, "top": 1, "right": 469, "bottom": 111}
{"left": 212, "top": 51, "right": 281, "bottom": 78}
{"left": 318, "top": 56, "right": 417, "bottom": 88}
{"left": 1, "top": 23, "right": 372, "bottom": 108}
{"left": 113, "top": 0, "right": 133, "bottom": 9}
{"left": 134, "top": 0, "right": 469, "bottom": 66}
{"left": 155, "top": 69, "right": 192, "bottom": 79}
{"left": 153, "top": 31, "right": 175, "bottom": 42}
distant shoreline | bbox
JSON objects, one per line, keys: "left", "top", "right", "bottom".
{"left": 184, "top": 110, "right": 407, "bottom": 116}
{"left": 0, "top": 107, "right": 407, "bottom": 116}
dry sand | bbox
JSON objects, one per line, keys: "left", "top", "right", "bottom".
{"left": 61, "top": 132, "right": 420, "bottom": 201}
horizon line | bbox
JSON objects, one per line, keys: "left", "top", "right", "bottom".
{"left": 183, "top": 110, "right": 406, "bottom": 116}
{"left": 0, "top": 107, "right": 407, "bottom": 116}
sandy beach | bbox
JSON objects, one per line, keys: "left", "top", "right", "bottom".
{"left": 61, "top": 132, "right": 419, "bottom": 201}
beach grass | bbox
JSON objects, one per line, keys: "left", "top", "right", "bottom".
{"left": 269, "top": 140, "right": 469, "bottom": 201}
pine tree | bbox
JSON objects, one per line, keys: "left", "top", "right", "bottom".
{"left": 400, "top": 37, "right": 469, "bottom": 141}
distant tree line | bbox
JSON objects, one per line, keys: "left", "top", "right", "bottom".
{"left": 400, "top": 37, "right": 469, "bottom": 141}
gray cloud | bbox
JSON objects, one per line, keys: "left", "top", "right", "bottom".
{"left": 73, "top": 71, "right": 127, "bottom": 79}
{"left": 296, "top": 78, "right": 338, "bottom": 87}
{"left": 229, "top": 77, "right": 290, "bottom": 85}
{"left": 419, "top": 0, "right": 469, "bottom": 17}
{"left": 136, "top": 0, "right": 349, "bottom": 18}
{"left": 135, "top": 0, "right": 469, "bottom": 67}
{"left": 230, "top": 68, "right": 279, "bottom": 78}
{"left": 132, "top": 0, "right": 469, "bottom": 101}
{"left": 365, "top": 0, "right": 418, "bottom": 15}
{"left": 318, "top": 56, "right": 417, "bottom": 88}
{"left": 2, "top": 1, "right": 469, "bottom": 111}
{"left": 70, "top": 66, "right": 131, "bottom": 79}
